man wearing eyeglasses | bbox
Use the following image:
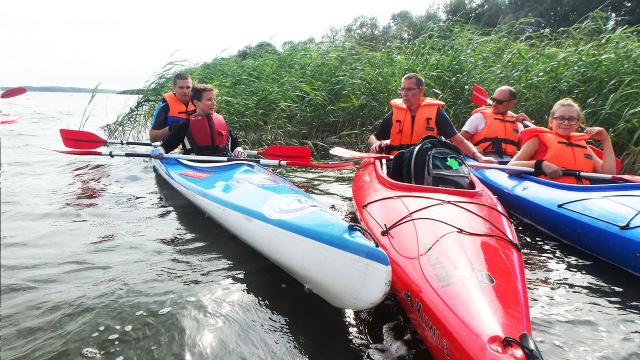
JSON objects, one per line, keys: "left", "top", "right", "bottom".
{"left": 460, "top": 86, "right": 532, "bottom": 162}
{"left": 367, "top": 73, "right": 496, "bottom": 164}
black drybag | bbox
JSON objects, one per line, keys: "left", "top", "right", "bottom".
{"left": 401, "top": 135, "right": 472, "bottom": 189}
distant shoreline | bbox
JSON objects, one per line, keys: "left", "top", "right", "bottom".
{"left": 1, "top": 86, "right": 143, "bottom": 95}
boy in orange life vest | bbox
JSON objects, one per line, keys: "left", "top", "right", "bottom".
{"left": 508, "top": 98, "right": 615, "bottom": 184}
{"left": 150, "top": 84, "right": 246, "bottom": 159}
{"left": 149, "top": 72, "right": 195, "bottom": 143}
{"left": 367, "top": 72, "right": 496, "bottom": 164}
{"left": 460, "top": 86, "right": 532, "bottom": 162}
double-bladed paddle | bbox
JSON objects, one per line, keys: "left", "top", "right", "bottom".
{"left": 51, "top": 148, "right": 355, "bottom": 170}
{"left": 1, "top": 87, "right": 27, "bottom": 99}
{"left": 329, "top": 146, "right": 639, "bottom": 183}
{"left": 469, "top": 162, "right": 640, "bottom": 183}
{"left": 59, "top": 129, "right": 312, "bottom": 162}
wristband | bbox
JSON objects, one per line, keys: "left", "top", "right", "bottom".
{"left": 533, "top": 160, "right": 545, "bottom": 176}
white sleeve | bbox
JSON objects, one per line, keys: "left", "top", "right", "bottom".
{"left": 461, "top": 113, "right": 486, "bottom": 134}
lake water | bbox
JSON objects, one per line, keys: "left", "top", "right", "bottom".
{"left": 1, "top": 92, "right": 638, "bottom": 360}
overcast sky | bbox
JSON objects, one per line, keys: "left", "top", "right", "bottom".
{"left": 1, "top": 0, "right": 443, "bottom": 91}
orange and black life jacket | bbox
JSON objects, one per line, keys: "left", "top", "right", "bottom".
{"left": 388, "top": 97, "right": 445, "bottom": 155}
{"left": 521, "top": 127, "right": 593, "bottom": 184}
{"left": 163, "top": 92, "right": 196, "bottom": 127}
{"left": 469, "top": 106, "right": 520, "bottom": 157}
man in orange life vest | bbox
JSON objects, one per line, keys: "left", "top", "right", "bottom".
{"left": 368, "top": 73, "right": 496, "bottom": 163}
{"left": 460, "top": 86, "right": 532, "bottom": 162}
{"left": 149, "top": 72, "right": 196, "bottom": 142}
{"left": 150, "top": 84, "right": 246, "bottom": 158}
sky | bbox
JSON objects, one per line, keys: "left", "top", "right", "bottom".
{"left": 1, "top": 0, "right": 444, "bottom": 91}
{"left": 0, "top": 0, "right": 442, "bottom": 90}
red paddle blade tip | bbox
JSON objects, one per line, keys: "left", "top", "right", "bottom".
{"left": 46, "top": 148, "right": 103, "bottom": 155}
{"left": 1, "top": 87, "right": 27, "bottom": 99}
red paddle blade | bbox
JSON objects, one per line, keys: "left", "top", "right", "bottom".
{"left": 471, "top": 83, "right": 490, "bottom": 107}
{"left": 329, "top": 147, "right": 391, "bottom": 159}
{"left": 1, "top": 87, "right": 27, "bottom": 99}
{"left": 257, "top": 145, "right": 312, "bottom": 161}
{"left": 612, "top": 175, "right": 640, "bottom": 183}
{"left": 60, "top": 129, "right": 107, "bottom": 149}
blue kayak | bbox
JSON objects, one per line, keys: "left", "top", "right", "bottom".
{"left": 469, "top": 165, "right": 640, "bottom": 276}
{"left": 152, "top": 158, "right": 392, "bottom": 309}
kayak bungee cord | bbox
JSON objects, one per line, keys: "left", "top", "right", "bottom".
{"left": 348, "top": 223, "right": 381, "bottom": 248}
{"left": 502, "top": 335, "right": 545, "bottom": 360}
{"left": 558, "top": 194, "right": 640, "bottom": 229}
{"left": 361, "top": 195, "right": 520, "bottom": 251}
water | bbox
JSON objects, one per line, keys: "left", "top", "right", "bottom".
{"left": 1, "top": 93, "right": 639, "bottom": 360}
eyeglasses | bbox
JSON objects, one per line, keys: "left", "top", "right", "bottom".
{"left": 398, "top": 87, "right": 421, "bottom": 93}
{"left": 552, "top": 116, "right": 579, "bottom": 125}
{"left": 489, "top": 96, "right": 515, "bottom": 105}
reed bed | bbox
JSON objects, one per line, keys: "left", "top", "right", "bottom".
{"left": 106, "top": 12, "right": 639, "bottom": 173}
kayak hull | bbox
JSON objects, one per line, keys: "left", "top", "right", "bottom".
{"left": 352, "top": 158, "right": 536, "bottom": 359}
{"left": 469, "top": 165, "right": 640, "bottom": 275}
{"left": 153, "top": 158, "right": 391, "bottom": 310}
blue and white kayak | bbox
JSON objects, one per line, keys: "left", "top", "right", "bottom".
{"left": 152, "top": 158, "right": 392, "bottom": 309}
{"left": 468, "top": 165, "right": 640, "bottom": 276}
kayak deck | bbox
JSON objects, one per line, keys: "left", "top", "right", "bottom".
{"left": 469, "top": 165, "right": 640, "bottom": 275}
{"left": 153, "top": 158, "right": 392, "bottom": 310}
{"left": 352, "top": 158, "right": 539, "bottom": 359}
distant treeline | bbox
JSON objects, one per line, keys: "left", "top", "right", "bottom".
{"left": 0, "top": 86, "right": 143, "bottom": 95}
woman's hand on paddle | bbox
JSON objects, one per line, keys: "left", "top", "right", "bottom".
{"left": 540, "top": 160, "right": 563, "bottom": 178}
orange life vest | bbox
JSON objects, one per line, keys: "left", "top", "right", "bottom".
{"left": 184, "top": 113, "right": 229, "bottom": 155}
{"left": 521, "top": 127, "right": 593, "bottom": 184}
{"left": 388, "top": 97, "right": 445, "bottom": 155}
{"left": 163, "top": 92, "right": 196, "bottom": 127}
{"left": 469, "top": 106, "right": 520, "bottom": 157}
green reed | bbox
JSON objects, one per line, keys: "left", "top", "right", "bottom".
{"left": 106, "top": 12, "right": 639, "bottom": 173}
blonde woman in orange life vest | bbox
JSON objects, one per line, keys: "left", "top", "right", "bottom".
{"left": 508, "top": 98, "right": 616, "bottom": 184}
{"left": 367, "top": 73, "right": 496, "bottom": 164}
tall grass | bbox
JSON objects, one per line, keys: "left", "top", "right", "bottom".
{"left": 106, "top": 12, "right": 639, "bottom": 174}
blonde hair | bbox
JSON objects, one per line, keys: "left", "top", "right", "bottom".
{"left": 547, "top": 98, "right": 585, "bottom": 129}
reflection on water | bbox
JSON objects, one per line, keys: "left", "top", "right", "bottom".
{"left": 63, "top": 163, "right": 110, "bottom": 208}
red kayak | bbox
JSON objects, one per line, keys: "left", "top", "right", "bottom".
{"left": 0, "top": 113, "right": 20, "bottom": 124}
{"left": 352, "top": 158, "right": 543, "bottom": 360}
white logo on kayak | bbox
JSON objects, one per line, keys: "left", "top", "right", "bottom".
{"left": 263, "top": 194, "right": 322, "bottom": 219}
